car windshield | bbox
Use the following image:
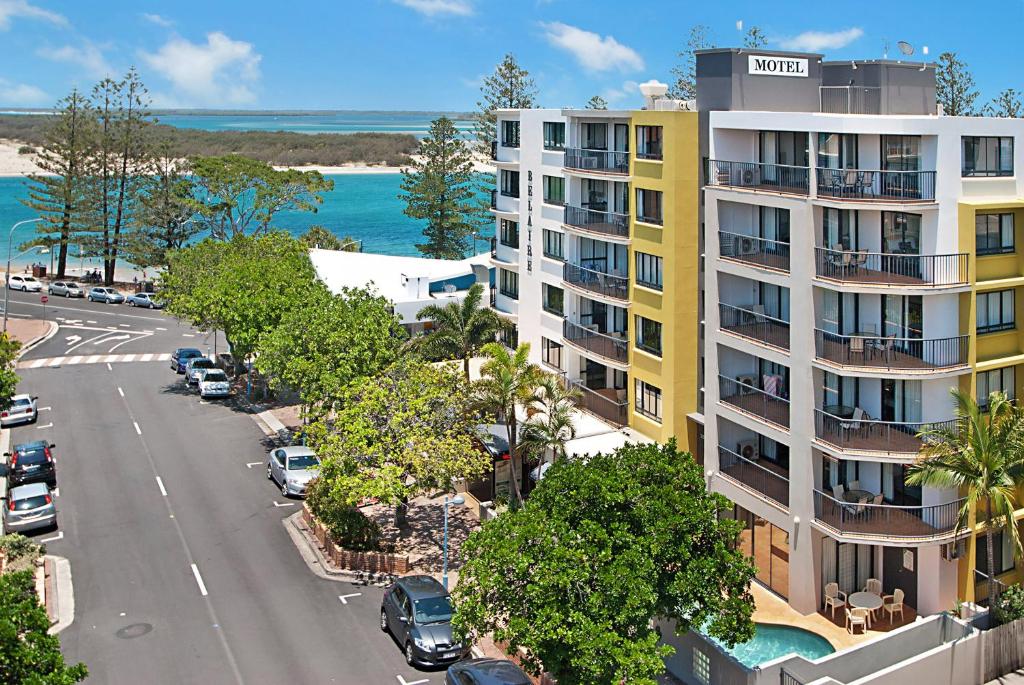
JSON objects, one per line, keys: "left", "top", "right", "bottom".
{"left": 192, "top": 359, "right": 214, "bottom": 369}
{"left": 65, "top": 283, "right": 79, "bottom": 288}
{"left": 24, "top": 277, "right": 37, "bottom": 282}
{"left": 17, "top": 449, "right": 46, "bottom": 465}
{"left": 180, "top": 349, "right": 202, "bottom": 359}
{"left": 287, "top": 455, "right": 319, "bottom": 470}
{"left": 13, "top": 495, "right": 49, "bottom": 511}
{"left": 10, "top": 398, "right": 31, "bottom": 408}
{"left": 413, "top": 596, "right": 453, "bottom": 624}
{"left": 104, "top": 289, "right": 116, "bottom": 294}
{"left": 203, "top": 371, "right": 228, "bottom": 382}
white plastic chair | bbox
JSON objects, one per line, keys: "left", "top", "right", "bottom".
{"left": 846, "top": 607, "right": 868, "bottom": 634}
{"left": 824, "top": 582, "right": 847, "bottom": 618}
{"left": 883, "top": 589, "right": 905, "bottom": 623}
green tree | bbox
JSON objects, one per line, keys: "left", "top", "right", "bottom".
{"left": 124, "top": 145, "right": 198, "bottom": 271}
{"left": 400, "top": 116, "right": 479, "bottom": 259}
{"left": 0, "top": 570, "right": 88, "bottom": 684}
{"left": 985, "top": 89, "right": 1024, "bottom": 118}
{"left": 185, "top": 155, "right": 334, "bottom": 240}
{"left": 453, "top": 441, "right": 756, "bottom": 685}
{"left": 472, "top": 53, "right": 537, "bottom": 158}
{"left": 415, "top": 282, "right": 508, "bottom": 379}
{"left": 908, "top": 389, "right": 1024, "bottom": 608}
{"left": 585, "top": 95, "right": 608, "bottom": 110}
{"left": 299, "top": 225, "right": 361, "bottom": 251}
{"left": 743, "top": 26, "right": 768, "bottom": 48}
{"left": 936, "top": 52, "right": 979, "bottom": 116}
{"left": 518, "top": 374, "right": 580, "bottom": 468}
{"left": 669, "top": 25, "right": 714, "bottom": 101}
{"left": 0, "top": 333, "right": 21, "bottom": 408}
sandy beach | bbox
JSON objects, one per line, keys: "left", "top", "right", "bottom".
{"left": 0, "top": 139, "right": 45, "bottom": 176}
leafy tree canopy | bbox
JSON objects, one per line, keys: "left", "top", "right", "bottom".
{"left": 985, "top": 89, "right": 1024, "bottom": 118}
{"left": 585, "top": 95, "right": 608, "bottom": 110}
{"left": 299, "top": 225, "right": 360, "bottom": 252}
{"left": 0, "top": 333, "right": 21, "bottom": 409}
{"left": 415, "top": 282, "right": 508, "bottom": 379}
{"left": 669, "top": 25, "right": 714, "bottom": 101}
{"left": 472, "top": 53, "right": 537, "bottom": 156}
{"left": 936, "top": 52, "right": 979, "bottom": 116}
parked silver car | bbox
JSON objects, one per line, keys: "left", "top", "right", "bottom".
{"left": 266, "top": 446, "right": 320, "bottom": 497}
{"left": 197, "top": 368, "right": 231, "bottom": 398}
{"left": 2, "top": 482, "right": 56, "bottom": 534}
{"left": 185, "top": 357, "right": 216, "bottom": 386}
{"left": 88, "top": 287, "right": 124, "bottom": 304}
{"left": 8, "top": 275, "right": 42, "bottom": 292}
{"left": 126, "top": 292, "right": 164, "bottom": 309}
{"left": 48, "top": 281, "right": 84, "bottom": 298}
{"left": 0, "top": 393, "right": 37, "bottom": 427}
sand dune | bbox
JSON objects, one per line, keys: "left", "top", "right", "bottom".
{"left": 0, "top": 140, "right": 45, "bottom": 176}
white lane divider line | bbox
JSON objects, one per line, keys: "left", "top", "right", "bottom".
{"left": 86, "top": 320, "right": 97, "bottom": 324}
{"left": 40, "top": 531, "right": 63, "bottom": 544}
{"left": 36, "top": 422, "right": 53, "bottom": 430}
{"left": 117, "top": 387, "right": 124, "bottom": 398}
{"left": 156, "top": 327, "right": 167, "bottom": 331}
{"left": 338, "top": 593, "right": 362, "bottom": 605}
{"left": 182, "top": 333, "right": 195, "bottom": 338}
{"left": 121, "top": 354, "right": 137, "bottom": 362}
{"left": 155, "top": 476, "right": 167, "bottom": 497}
{"left": 133, "top": 421, "right": 142, "bottom": 435}
{"left": 272, "top": 501, "right": 296, "bottom": 508}
{"left": 119, "top": 323, "right": 131, "bottom": 327}
{"left": 106, "top": 362, "right": 112, "bottom": 371}
{"left": 396, "top": 676, "right": 429, "bottom": 685}
{"left": 190, "top": 564, "right": 209, "bottom": 596}
{"left": 245, "top": 462, "right": 263, "bottom": 468}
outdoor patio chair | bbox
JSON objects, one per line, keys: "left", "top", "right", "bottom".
{"left": 863, "top": 578, "right": 883, "bottom": 596}
{"left": 879, "top": 335, "right": 896, "bottom": 363}
{"left": 872, "top": 494, "right": 884, "bottom": 505}
{"left": 858, "top": 170, "right": 875, "bottom": 195}
{"left": 848, "top": 480, "right": 860, "bottom": 491}
{"left": 825, "top": 168, "right": 844, "bottom": 195}
{"left": 843, "top": 169, "right": 859, "bottom": 195}
{"left": 832, "top": 483, "right": 845, "bottom": 501}
{"left": 824, "top": 582, "right": 847, "bottom": 618}
{"left": 840, "top": 407, "right": 866, "bottom": 437}
{"left": 882, "top": 589, "right": 906, "bottom": 623}
{"left": 848, "top": 336, "right": 865, "bottom": 362}
{"left": 846, "top": 607, "right": 868, "bottom": 634}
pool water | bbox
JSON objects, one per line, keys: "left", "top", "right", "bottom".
{"left": 709, "top": 623, "right": 835, "bottom": 668}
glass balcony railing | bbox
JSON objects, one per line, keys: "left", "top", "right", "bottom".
{"left": 719, "top": 303, "right": 790, "bottom": 351}
{"left": 707, "top": 159, "right": 810, "bottom": 195}
{"left": 814, "top": 248, "right": 969, "bottom": 287}
{"left": 813, "top": 490, "right": 964, "bottom": 541}
{"left": 813, "top": 330, "right": 970, "bottom": 371}
{"left": 718, "top": 446, "right": 789, "bottom": 508}
{"left": 562, "top": 319, "right": 628, "bottom": 365}
{"left": 563, "top": 204, "right": 630, "bottom": 239}
{"left": 718, "top": 230, "right": 790, "bottom": 272}
{"left": 562, "top": 262, "right": 629, "bottom": 301}
{"left": 564, "top": 147, "right": 629, "bottom": 174}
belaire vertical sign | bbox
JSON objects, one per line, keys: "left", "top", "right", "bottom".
{"left": 747, "top": 55, "right": 808, "bottom": 78}
{"left": 526, "top": 170, "right": 533, "bottom": 273}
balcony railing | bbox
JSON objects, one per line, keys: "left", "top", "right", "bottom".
{"left": 718, "top": 446, "right": 789, "bottom": 508}
{"left": 813, "top": 329, "right": 970, "bottom": 371}
{"left": 489, "top": 237, "right": 497, "bottom": 258}
{"left": 562, "top": 319, "right": 629, "bottom": 365}
{"left": 562, "top": 262, "right": 629, "bottom": 301}
{"left": 813, "top": 490, "right": 964, "bottom": 541}
{"left": 564, "top": 147, "right": 629, "bottom": 174}
{"left": 816, "top": 167, "right": 936, "bottom": 202}
{"left": 718, "top": 375, "right": 790, "bottom": 429}
{"left": 490, "top": 189, "right": 497, "bottom": 209}
{"left": 563, "top": 204, "right": 630, "bottom": 239}
{"left": 569, "top": 379, "right": 627, "bottom": 426}
{"left": 719, "top": 230, "right": 790, "bottom": 272}
{"left": 490, "top": 140, "right": 498, "bottom": 160}
{"left": 707, "top": 159, "right": 810, "bottom": 195}
{"left": 814, "top": 408, "right": 957, "bottom": 455}
{"left": 814, "top": 247, "right": 968, "bottom": 287}
{"left": 719, "top": 303, "right": 790, "bottom": 351}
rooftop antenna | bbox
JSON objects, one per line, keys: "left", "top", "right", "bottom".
{"left": 897, "top": 41, "right": 914, "bottom": 56}
{"left": 883, "top": 40, "right": 890, "bottom": 59}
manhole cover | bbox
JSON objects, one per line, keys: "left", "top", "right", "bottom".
{"left": 115, "top": 623, "right": 153, "bottom": 639}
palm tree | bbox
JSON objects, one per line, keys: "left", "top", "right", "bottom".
{"left": 417, "top": 283, "right": 508, "bottom": 380}
{"left": 519, "top": 374, "right": 581, "bottom": 476}
{"left": 908, "top": 388, "right": 1024, "bottom": 608}
{"left": 474, "top": 341, "right": 542, "bottom": 504}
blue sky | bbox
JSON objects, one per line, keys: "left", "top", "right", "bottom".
{"left": 0, "top": 0, "right": 1022, "bottom": 111}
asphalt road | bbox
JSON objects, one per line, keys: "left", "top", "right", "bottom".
{"left": 9, "top": 293, "right": 438, "bottom": 685}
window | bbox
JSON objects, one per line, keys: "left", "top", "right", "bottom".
{"left": 963, "top": 136, "right": 1013, "bottom": 177}
{"left": 978, "top": 366, "right": 1016, "bottom": 409}
{"left": 977, "top": 290, "right": 1015, "bottom": 333}
{"left": 543, "top": 121, "right": 565, "bottom": 150}
{"left": 499, "top": 219, "right": 519, "bottom": 247}
{"left": 636, "top": 125, "right": 663, "bottom": 160}
{"left": 542, "top": 283, "right": 564, "bottom": 315}
{"left": 542, "top": 229, "right": 564, "bottom": 260}
{"left": 500, "top": 120, "right": 520, "bottom": 147}
{"left": 693, "top": 648, "right": 711, "bottom": 685}
{"left": 635, "top": 252, "right": 663, "bottom": 290}
{"left": 635, "top": 379, "right": 662, "bottom": 422}
{"left": 500, "top": 169, "right": 520, "bottom": 197}
{"left": 498, "top": 324, "right": 518, "bottom": 349}
{"left": 541, "top": 337, "right": 563, "bottom": 369}
{"left": 543, "top": 175, "right": 565, "bottom": 205}
{"left": 635, "top": 188, "right": 663, "bottom": 225}
{"left": 976, "top": 213, "right": 1014, "bottom": 255}
{"left": 976, "top": 529, "right": 1016, "bottom": 577}
{"left": 635, "top": 316, "right": 662, "bottom": 356}
{"left": 498, "top": 268, "right": 518, "bottom": 299}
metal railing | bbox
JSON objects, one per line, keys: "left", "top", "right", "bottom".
{"left": 563, "top": 204, "right": 630, "bottom": 238}
{"left": 490, "top": 140, "right": 498, "bottom": 160}
{"left": 719, "top": 303, "right": 790, "bottom": 351}
{"left": 500, "top": 185, "right": 519, "bottom": 199}
{"left": 813, "top": 489, "right": 964, "bottom": 541}
{"left": 819, "top": 86, "right": 881, "bottom": 114}
{"left": 490, "top": 189, "right": 497, "bottom": 209}
{"left": 813, "top": 329, "right": 970, "bottom": 370}
{"left": 569, "top": 379, "right": 627, "bottom": 425}
{"left": 562, "top": 319, "right": 628, "bottom": 364}
{"left": 499, "top": 230, "right": 519, "bottom": 248}
{"left": 564, "top": 147, "right": 629, "bottom": 174}
{"left": 814, "top": 247, "right": 968, "bottom": 286}
{"left": 816, "top": 167, "right": 936, "bottom": 201}
{"left": 718, "top": 375, "right": 790, "bottom": 428}
{"left": 719, "top": 230, "right": 790, "bottom": 272}
{"left": 814, "top": 408, "right": 957, "bottom": 454}
{"left": 636, "top": 142, "right": 663, "bottom": 160}
{"left": 707, "top": 159, "right": 810, "bottom": 195}
{"left": 718, "top": 446, "right": 790, "bottom": 508}
{"left": 562, "top": 262, "right": 629, "bottom": 301}
{"left": 489, "top": 237, "right": 497, "bottom": 258}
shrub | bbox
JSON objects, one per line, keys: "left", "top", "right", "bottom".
{"left": 0, "top": 534, "right": 44, "bottom": 572}
{"left": 17, "top": 145, "right": 35, "bottom": 155}
{"left": 306, "top": 478, "right": 382, "bottom": 552}
{"left": 994, "top": 584, "right": 1024, "bottom": 625}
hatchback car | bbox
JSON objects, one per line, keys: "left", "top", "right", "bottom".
{"left": 0, "top": 393, "right": 37, "bottom": 427}
{"left": 3, "top": 482, "right": 57, "bottom": 535}
{"left": 185, "top": 357, "right": 216, "bottom": 385}
{"left": 171, "top": 347, "right": 204, "bottom": 373}
{"left": 197, "top": 368, "right": 231, "bottom": 398}
{"left": 381, "top": 575, "right": 471, "bottom": 667}
{"left": 266, "top": 446, "right": 320, "bottom": 497}
{"left": 8, "top": 275, "right": 42, "bottom": 292}
{"left": 4, "top": 440, "right": 57, "bottom": 488}
{"left": 446, "top": 659, "right": 531, "bottom": 685}
{"left": 88, "top": 287, "right": 124, "bottom": 304}
{"left": 126, "top": 292, "right": 164, "bottom": 308}
{"left": 48, "top": 281, "right": 84, "bottom": 298}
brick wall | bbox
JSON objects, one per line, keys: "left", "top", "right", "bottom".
{"left": 303, "top": 506, "right": 410, "bottom": 575}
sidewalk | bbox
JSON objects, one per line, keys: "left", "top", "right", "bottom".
{"left": 7, "top": 317, "right": 52, "bottom": 348}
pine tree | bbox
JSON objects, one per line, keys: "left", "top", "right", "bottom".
{"left": 585, "top": 95, "right": 608, "bottom": 110}
{"left": 21, "top": 90, "right": 95, "bottom": 277}
{"left": 985, "top": 89, "right": 1023, "bottom": 118}
{"left": 472, "top": 53, "right": 537, "bottom": 158}
{"left": 124, "top": 144, "right": 198, "bottom": 271}
{"left": 743, "top": 26, "right": 767, "bottom": 48}
{"left": 936, "top": 52, "right": 979, "bottom": 116}
{"left": 669, "top": 25, "right": 714, "bottom": 101}
{"left": 400, "top": 116, "right": 478, "bottom": 260}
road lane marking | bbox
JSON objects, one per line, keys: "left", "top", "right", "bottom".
{"left": 133, "top": 421, "right": 142, "bottom": 435}
{"left": 119, "top": 323, "right": 131, "bottom": 327}
{"left": 397, "top": 677, "right": 429, "bottom": 685}
{"left": 19, "top": 352, "right": 172, "bottom": 369}
{"left": 65, "top": 335, "right": 82, "bottom": 345}
{"left": 245, "top": 462, "right": 262, "bottom": 468}
{"left": 338, "top": 593, "right": 362, "bottom": 604}
{"left": 66, "top": 356, "right": 83, "bottom": 365}
{"left": 117, "top": 387, "right": 124, "bottom": 398}
{"left": 155, "top": 476, "right": 167, "bottom": 497}
{"left": 38, "top": 406, "right": 51, "bottom": 411}
{"left": 30, "top": 359, "right": 46, "bottom": 369}
{"left": 121, "top": 354, "right": 137, "bottom": 362}
{"left": 272, "top": 501, "right": 296, "bottom": 508}
{"left": 156, "top": 327, "right": 167, "bottom": 330}
{"left": 86, "top": 320, "right": 96, "bottom": 324}
{"left": 106, "top": 363, "right": 112, "bottom": 370}
{"left": 182, "top": 333, "right": 195, "bottom": 337}
{"left": 140, "top": 353, "right": 153, "bottom": 362}
{"left": 85, "top": 354, "right": 100, "bottom": 363}
{"left": 36, "top": 422, "right": 53, "bottom": 429}
{"left": 52, "top": 487, "right": 59, "bottom": 497}
{"left": 40, "top": 531, "right": 63, "bottom": 543}
{"left": 190, "top": 564, "right": 209, "bottom": 596}
{"left": 47, "top": 358, "right": 61, "bottom": 367}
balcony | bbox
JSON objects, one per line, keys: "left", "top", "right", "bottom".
{"left": 719, "top": 303, "right": 790, "bottom": 352}
{"left": 707, "top": 159, "right": 810, "bottom": 196}
{"left": 569, "top": 379, "right": 627, "bottom": 426}
{"left": 718, "top": 446, "right": 789, "bottom": 508}
{"left": 814, "top": 248, "right": 968, "bottom": 287}
{"left": 814, "top": 409, "right": 956, "bottom": 456}
{"left": 718, "top": 230, "right": 790, "bottom": 272}
{"left": 562, "top": 319, "right": 628, "bottom": 365}
{"left": 563, "top": 204, "right": 630, "bottom": 239}
{"left": 816, "top": 167, "right": 936, "bottom": 202}
{"left": 719, "top": 375, "right": 790, "bottom": 429}
{"left": 564, "top": 148, "right": 629, "bottom": 175}
{"left": 562, "top": 262, "right": 629, "bottom": 302}
{"left": 813, "top": 490, "right": 964, "bottom": 542}
{"left": 813, "top": 330, "right": 970, "bottom": 372}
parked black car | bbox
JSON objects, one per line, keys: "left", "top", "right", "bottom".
{"left": 4, "top": 440, "right": 57, "bottom": 488}
{"left": 380, "top": 575, "right": 471, "bottom": 667}
{"left": 446, "top": 659, "right": 531, "bottom": 685}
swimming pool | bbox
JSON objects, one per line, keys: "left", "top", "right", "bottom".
{"left": 709, "top": 622, "right": 835, "bottom": 668}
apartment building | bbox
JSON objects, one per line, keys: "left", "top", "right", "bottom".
{"left": 699, "top": 48, "right": 1024, "bottom": 616}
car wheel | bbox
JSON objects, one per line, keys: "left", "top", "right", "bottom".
{"left": 281, "top": 480, "right": 289, "bottom": 497}
{"left": 266, "top": 464, "right": 273, "bottom": 481}
{"left": 380, "top": 609, "right": 389, "bottom": 633}
{"left": 405, "top": 642, "right": 415, "bottom": 666}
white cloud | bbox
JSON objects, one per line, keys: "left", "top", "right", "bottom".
{"left": 140, "top": 32, "right": 261, "bottom": 106}
{"left": 602, "top": 80, "right": 638, "bottom": 104}
{"left": 0, "top": 0, "right": 67, "bottom": 30}
{"left": 141, "top": 13, "right": 173, "bottom": 28}
{"left": 0, "top": 77, "right": 47, "bottom": 105}
{"left": 540, "top": 22, "right": 644, "bottom": 73}
{"left": 37, "top": 41, "right": 113, "bottom": 79}
{"left": 394, "top": 0, "right": 473, "bottom": 16}
{"left": 776, "top": 27, "right": 864, "bottom": 52}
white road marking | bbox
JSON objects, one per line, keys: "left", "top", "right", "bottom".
{"left": 86, "top": 320, "right": 97, "bottom": 324}
{"left": 117, "top": 387, "right": 124, "bottom": 398}
{"left": 39, "top": 531, "right": 63, "bottom": 544}
{"left": 52, "top": 487, "right": 59, "bottom": 497}
{"left": 119, "top": 323, "right": 130, "bottom": 327}
{"left": 64, "top": 335, "right": 82, "bottom": 345}
{"left": 106, "top": 363, "right": 112, "bottom": 371}
{"left": 245, "top": 462, "right": 263, "bottom": 468}
{"left": 140, "top": 353, "right": 153, "bottom": 362}
{"left": 155, "top": 476, "right": 167, "bottom": 497}
{"left": 38, "top": 406, "right": 51, "bottom": 411}
{"left": 133, "top": 421, "right": 142, "bottom": 435}
{"left": 97, "top": 334, "right": 130, "bottom": 344}
{"left": 272, "top": 501, "right": 296, "bottom": 508}
{"left": 337, "top": 593, "right": 362, "bottom": 604}
{"left": 36, "top": 422, "right": 53, "bottom": 429}
{"left": 121, "top": 354, "right": 137, "bottom": 363}
{"left": 30, "top": 359, "right": 46, "bottom": 369}
{"left": 190, "top": 564, "right": 209, "bottom": 597}
{"left": 156, "top": 327, "right": 167, "bottom": 331}
{"left": 66, "top": 356, "right": 83, "bottom": 365}
{"left": 182, "top": 333, "right": 195, "bottom": 338}
{"left": 85, "top": 355, "right": 100, "bottom": 364}
{"left": 18, "top": 352, "right": 171, "bottom": 369}
{"left": 396, "top": 677, "right": 429, "bottom": 685}
{"left": 47, "top": 358, "right": 62, "bottom": 367}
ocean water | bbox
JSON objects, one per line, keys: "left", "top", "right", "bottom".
{"left": 152, "top": 112, "right": 474, "bottom": 138}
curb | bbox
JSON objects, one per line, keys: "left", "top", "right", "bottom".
{"left": 282, "top": 510, "right": 392, "bottom": 587}
{"left": 15, "top": 320, "right": 59, "bottom": 360}
{"left": 46, "top": 555, "right": 74, "bottom": 635}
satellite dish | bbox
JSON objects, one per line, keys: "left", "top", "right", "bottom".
{"left": 897, "top": 41, "right": 914, "bottom": 56}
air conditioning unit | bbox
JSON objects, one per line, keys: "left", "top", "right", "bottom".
{"left": 736, "top": 439, "right": 759, "bottom": 461}
{"left": 736, "top": 374, "right": 757, "bottom": 394}
{"left": 742, "top": 168, "right": 756, "bottom": 185}
{"left": 734, "top": 236, "right": 757, "bottom": 256}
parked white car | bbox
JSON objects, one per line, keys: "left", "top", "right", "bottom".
{"left": 266, "top": 446, "right": 320, "bottom": 497}
{"left": 7, "top": 275, "right": 42, "bottom": 292}
{"left": 197, "top": 368, "right": 231, "bottom": 398}
{"left": 0, "top": 394, "right": 38, "bottom": 427}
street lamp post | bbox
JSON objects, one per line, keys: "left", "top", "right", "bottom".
{"left": 4, "top": 218, "right": 43, "bottom": 333}
{"left": 442, "top": 494, "right": 465, "bottom": 590}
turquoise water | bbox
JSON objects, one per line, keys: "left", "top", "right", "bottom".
{"left": 152, "top": 112, "right": 474, "bottom": 138}
{"left": 708, "top": 623, "right": 835, "bottom": 668}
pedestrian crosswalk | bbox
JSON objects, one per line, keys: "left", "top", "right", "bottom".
{"left": 19, "top": 352, "right": 172, "bottom": 369}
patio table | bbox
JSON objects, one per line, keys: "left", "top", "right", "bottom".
{"left": 849, "top": 591, "right": 883, "bottom": 612}
{"left": 843, "top": 489, "right": 874, "bottom": 503}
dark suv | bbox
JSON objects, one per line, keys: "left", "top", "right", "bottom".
{"left": 380, "top": 575, "right": 470, "bottom": 667}
{"left": 4, "top": 440, "right": 57, "bottom": 488}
